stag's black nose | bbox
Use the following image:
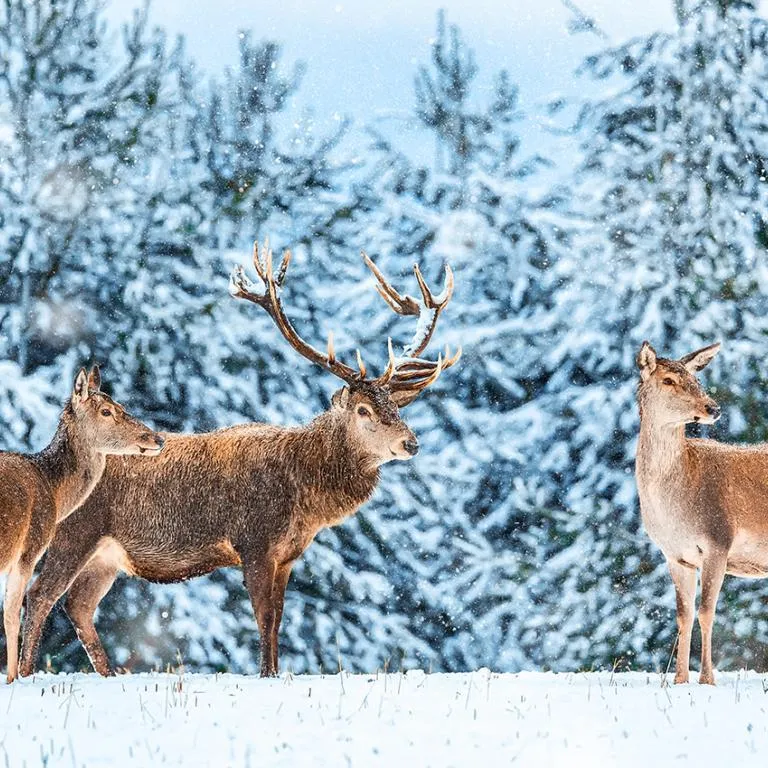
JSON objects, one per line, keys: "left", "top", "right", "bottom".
{"left": 155, "top": 435, "right": 166, "bottom": 449}
{"left": 706, "top": 403, "right": 721, "bottom": 419}
{"left": 403, "top": 439, "right": 420, "bottom": 456}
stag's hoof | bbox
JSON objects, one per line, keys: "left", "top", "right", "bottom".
{"left": 674, "top": 673, "right": 689, "bottom": 685}
{"left": 698, "top": 672, "right": 716, "bottom": 685}
{"left": 5, "top": 674, "right": 16, "bottom": 685}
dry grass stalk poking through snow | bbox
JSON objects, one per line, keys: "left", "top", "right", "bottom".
{"left": 2, "top": 671, "right": 768, "bottom": 767}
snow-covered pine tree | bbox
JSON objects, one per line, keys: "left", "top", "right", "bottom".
{"left": 313, "top": 11, "right": 571, "bottom": 672}
{"left": 524, "top": 0, "right": 768, "bottom": 672}
{"left": 0, "top": 0, "right": 230, "bottom": 669}
{"left": 0, "top": 0, "right": 186, "bottom": 448}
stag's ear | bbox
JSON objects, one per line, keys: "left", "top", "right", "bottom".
{"left": 72, "top": 368, "right": 90, "bottom": 404}
{"left": 680, "top": 342, "right": 721, "bottom": 373}
{"left": 637, "top": 341, "right": 657, "bottom": 382}
{"left": 331, "top": 387, "right": 350, "bottom": 410}
{"left": 87, "top": 364, "right": 101, "bottom": 392}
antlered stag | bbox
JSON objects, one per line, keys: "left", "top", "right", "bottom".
{"left": 635, "top": 340, "right": 768, "bottom": 685}
{"left": 0, "top": 366, "right": 164, "bottom": 682}
{"left": 20, "top": 244, "right": 460, "bottom": 678}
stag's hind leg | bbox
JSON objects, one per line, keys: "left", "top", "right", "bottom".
{"left": 270, "top": 562, "right": 293, "bottom": 674}
{"left": 63, "top": 559, "right": 119, "bottom": 676}
{"left": 242, "top": 554, "right": 278, "bottom": 677}
{"left": 667, "top": 559, "right": 697, "bottom": 684}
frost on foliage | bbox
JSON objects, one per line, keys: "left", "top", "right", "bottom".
{"left": 10, "top": 1, "right": 768, "bottom": 678}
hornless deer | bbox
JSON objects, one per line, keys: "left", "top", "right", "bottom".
{"left": 634, "top": 340, "right": 768, "bottom": 685}
{"left": 19, "top": 244, "right": 460, "bottom": 678}
{"left": 0, "top": 366, "right": 164, "bottom": 682}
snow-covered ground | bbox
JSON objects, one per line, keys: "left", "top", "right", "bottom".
{"left": 1, "top": 670, "right": 767, "bottom": 766}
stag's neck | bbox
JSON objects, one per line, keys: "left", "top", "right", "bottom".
{"left": 34, "top": 405, "right": 106, "bottom": 521}
{"left": 636, "top": 408, "right": 690, "bottom": 484}
{"left": 294, "top": 411, "right": 380, "bottom": 523}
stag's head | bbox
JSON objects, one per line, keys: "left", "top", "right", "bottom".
{"left": 331, "top": 380, "right": 418, "bottom": 464}
{"left": 230, "top": 242, "right": 461, "bottom": 467}
{"left": 70, "top": 366, "right": 165, "bottom": 456}
{"left": 636, "top": 341, "right": 721, "bottom": 426}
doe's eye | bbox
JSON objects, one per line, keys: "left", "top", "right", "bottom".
{"left": 101, "top": 408, "right": 112, "bottom": 417}
{"left": 662, "top": 377, "right": 675, "bottom": 386}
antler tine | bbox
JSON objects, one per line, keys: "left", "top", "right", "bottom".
{"left": 251, "top": 240, "right": 266, "bottom": 281}
{"left": 229, "top": 263, "right": 269, "bottom": 308}
{"left": 386, "top": 346, "right": 461, "bottom": 383}
{"left": 363, "top": 251, "right": 455, "bottom": 362}
{"left": 389, "top": 353, "right": 444, "bottom": 399}
{"left": 414, "top": 263, "right": 454, "bottom": 310}
{"left": 327, "top": 331, "right": 336, "bottom": 365}
{"left": 403, "top": 263, "right": 455, "bottom": 359}
{"left": 276, "top": 249, "right": 291, "bottom": 287}
{"left": 356, "top": 349, "right": 367, "bottom": 379}
{"left": 362, "top": 251, "right": 420, "bottom": 316}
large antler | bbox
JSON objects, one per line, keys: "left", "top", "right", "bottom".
{"left": 363, "top": 252, "right": 461, "bottom": 406}
{"left": 229, "top": 241, "right": 364, "bottom": 384}
{"left": 229, "top": 242, "right": 460, "bottom": 406}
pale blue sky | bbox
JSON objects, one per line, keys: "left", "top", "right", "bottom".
{"left": 107, "top": 1, "right": 678, "bottom": 157}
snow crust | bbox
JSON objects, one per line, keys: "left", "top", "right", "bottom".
{"left": 2, "top": 671, "right": 767, "bottom": 767}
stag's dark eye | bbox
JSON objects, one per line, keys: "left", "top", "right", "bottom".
{"left": 662, "top": 377, "right": 675, "bottom": 386}
{"left": 357, "top": 406, "right": 371, "bottom": 418}
{"left": 101, "top": 408, "right": 112, "bottom": 417}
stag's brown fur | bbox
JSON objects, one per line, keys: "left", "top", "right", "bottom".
{"left": 20, "top": 383, "right": 417, "bottom": 678}
{"left": 635, "top": 340, "right": 768, "bottom": 686}
{"left": 0, "top": 368, "right": 163, "bottom": 682}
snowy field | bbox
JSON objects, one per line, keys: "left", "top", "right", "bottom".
{"left": 1, "top": 670, "right": 767, "bottom": 767}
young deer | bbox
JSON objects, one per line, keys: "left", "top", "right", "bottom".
{"left": 0, "top": 366, "right": 164, "bottom": 682}
{"left": 19, "top": 244, "right": 460, "bottom": 678}
{"left": 634, "top": 340, "right": 768, "bottom": 685}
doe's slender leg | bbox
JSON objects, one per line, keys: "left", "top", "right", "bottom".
{"left": 667, "top": 559, "right": 697, "bottom": 685}
{"left": 698, "top": 551, "right": 727, "bottom": 686}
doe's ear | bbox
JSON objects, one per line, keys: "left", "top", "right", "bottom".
{"left": 680, "top": 342, "right": 721, "bottom": 373}
{"left": 637, "top": 341, "right": 657, "bottom": 382}
{"left": 87, "top": 364, "right": 101, "bottom": 392}
{"left": 331, "top": 387, "right": 350, "bottom": 410}
{"left": 72, "top": 368, "right": 90, "bottom": 404}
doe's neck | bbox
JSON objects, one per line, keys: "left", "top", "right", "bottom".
{"left": 637, "top": 408, "right": 690, "bottom": 479}
{"left": 34, "top": 405, "right": 107, "bottom": 521}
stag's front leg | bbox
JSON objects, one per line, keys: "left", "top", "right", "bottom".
{"left": 243, "top": 556, "right": 278, "bottom": 677}
{"left": 270, "top": 563, "right": 294, "bottom": 674}
{"left": 667, "top": 559, "right": 697, "bottom": 684}
{"left": 698, "top": 550, "right": 727, "bottom": 686}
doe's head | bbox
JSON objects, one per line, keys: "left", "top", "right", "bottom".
{"left": 70, "top": 366, "right": 165, "bottom": 457}
{"left": 636, "top": 341, "right": 721, "bottom": 426}
{"left": 331, "top": 381, "right": 419, "bottom": 466}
